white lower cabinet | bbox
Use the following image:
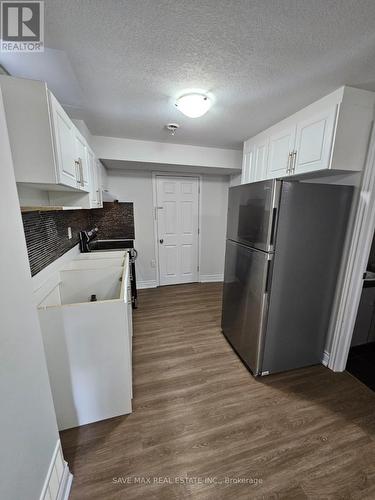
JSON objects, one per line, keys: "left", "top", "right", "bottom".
{"left": 37, "top": 255, "right": 133, "bottom": 431}
{"left": 241, "top": 86, "right": 375, "bottom": 183}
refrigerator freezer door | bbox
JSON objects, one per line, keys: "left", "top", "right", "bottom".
{"left": 262, "top": 181, "right": 353, "bottom": 374}
{"left": 226, "top": 180, "right": 280, "bottom": 252}
{"left": 221, "top": 240, "right": 271, "bottom": 374}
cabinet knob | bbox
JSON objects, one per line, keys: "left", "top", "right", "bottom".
{"left": 159, "top": 239, "right": 164, "bottom": 244}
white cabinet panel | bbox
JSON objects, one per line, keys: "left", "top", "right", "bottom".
{"left": 74, "top": 131, "right": 90, "bottom": 191}
{"left": 49, "top": 93, "right": 78, "bottom": 189}
{"left": 87, "top": 148, "right": 102, "bottom": 208}
{"left": 241, "top": 149, "right": 254, "bottom": 184}
{"left": 254, "top": 138, "right": 269, "bottom": 181}
{"left": 267, "top": 125, "right": 296, "bottom": 177}
{"left": 294, "top": 105, "right": 337, "bottom": 175}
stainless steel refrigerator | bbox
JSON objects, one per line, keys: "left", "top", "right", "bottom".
{"left": 221, "top": 180, "right": 353, "bottom": 376}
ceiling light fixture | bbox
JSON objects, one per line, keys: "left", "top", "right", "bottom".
{"left": 175, "top": 93, "right": 212, "bottom": 118}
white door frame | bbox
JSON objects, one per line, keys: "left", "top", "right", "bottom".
{"left": 152, "top": 172, "right": 202, "bottom": 287}
{"left": 328, "top": 124, "right": 375, "bottom": 371}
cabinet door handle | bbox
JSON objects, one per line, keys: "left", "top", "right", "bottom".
{"left": 75, "top": 160, "right": 81, "bottom": 185}
{"left": 78, "top": 158, "right": 84, "bottom": 187}
{"left": 286, "top": 152, "right": 292, "bottom": 174}
{"left": 292, "top": 150, "right": 297, "bottom": 173}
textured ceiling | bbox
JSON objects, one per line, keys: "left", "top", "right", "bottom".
{"left": 2, "top": 0, "right": 375, "bottom": 149}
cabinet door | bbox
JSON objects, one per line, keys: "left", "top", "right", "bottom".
{"left": 74, "top": 132, "right": 90, "bottom": 192}
{"left": 241, "top": 149, "right": 255, "bottom": 184}
{"left": 49, "top": 94, "right": 78, "bottom": 189}
{"left": 267, "top": 125, "right": 296, "bottom": 178}
{"left": 294, "top": 105, "right": 337, "bottom": 175}
{"left": 96, "top": 161, "right": 103, "bottom": 208}
{"left": 254, "top": 138, "right": 269, "bottom": 181}
{"left": 87, "top": 148, "right": 98, "bottom": 207}
{"left": 88, "top": 153, "right": 103, "bottom": 208}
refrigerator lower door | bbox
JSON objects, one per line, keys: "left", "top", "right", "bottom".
{"left": 221, "top": 240, "right": 271, "bottom": 375}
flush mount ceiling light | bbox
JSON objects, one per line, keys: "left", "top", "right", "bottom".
{"left": 175, "top": 93, "right": 212, "bottom": 118}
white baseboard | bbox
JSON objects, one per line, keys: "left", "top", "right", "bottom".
{"left": 58, "top": 465, "right": 73, "bottom": 500}
{"left": 322, "top": 350, "right": 330, "bottom": 367}
{"left": 200, "top": 274, "right": 224, "bottom": 283}
{"left": 40, "top": 440, "right": 73, "bottom": 500}
{"left": 137, "top": 280, "right": 158, "bottom": 289}
{"left": 137, "top": 276, "right": 223, "bottom": 288}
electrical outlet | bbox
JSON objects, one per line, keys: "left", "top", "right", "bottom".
{"left": 67, "top": 227, "right": 72, "bottom": 239}
{"left": 151, "top": 259, "right": 156, "bottom": 268}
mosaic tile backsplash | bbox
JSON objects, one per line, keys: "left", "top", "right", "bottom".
{"left": 22, "top": 202, "right": 134, "bottom": 276}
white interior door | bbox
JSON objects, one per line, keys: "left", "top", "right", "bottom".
{"left": 156, "top": 176, "right": 199, "bottom": 286}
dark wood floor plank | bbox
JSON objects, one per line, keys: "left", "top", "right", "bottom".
{"left": 60, "top": 282, "right": 375, "bottom": 499}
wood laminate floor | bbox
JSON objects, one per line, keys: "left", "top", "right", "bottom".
{"left": 61, "top": 283, "right": 375, "bottom": 499}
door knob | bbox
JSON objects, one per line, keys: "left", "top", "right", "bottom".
{"left": 159, "top": 239, "right": 164, "bottom": 244}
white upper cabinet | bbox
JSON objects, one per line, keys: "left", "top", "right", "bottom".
{"left": 241, "top": 143, "right": 255, "bottom": 183}
{"left": 267, "top": 124, "right": 296, "bottom": 178}
{"left": 293, "top": 105, "right": 337, "bottom": 175}
{"left": 242, "top": 136, "right": 269, "bottom": 184}
{"left": 73, "top": 128, "right": 90, "bottom": 190}
{"left": 87, "top": 148, "right": 103, "bottom": 209}
{"left": 95, "top": 161, "right": 103, "bottom": 208}
{"left": 241, "top": 86, "right": 375, "bottom": 184}
{"left": 0, "top": 75, "right": 91, "bottom": 193}
{"left": 49, "top": 93, "right": 79, "bottom": 189}
{"left": 253, "top": 137, "right": 269, "bottom": 181}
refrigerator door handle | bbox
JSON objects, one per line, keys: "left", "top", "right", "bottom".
{"left": 265, "top": 257, "right": 273, "bottom": 294}
{"left": 270, "top": 207, "right": 278, "bottom": 247}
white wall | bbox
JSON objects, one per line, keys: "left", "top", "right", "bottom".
{"left": 200, "top": 175, "right": 229, "bottom": 280}
{"left": 108, "top": 170, "right": 156, "bottom": 285}
{"left": 94, "top": 135, "right": 242, "bottom": 172}
{"left": 229, "top": 172, "right": 242, "bottom": 187}
{"left": 107, "top": 169, "right": 229, "bottom": 286}
{"left": 0, "top": 90, "right": 60, "bottom": 500}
